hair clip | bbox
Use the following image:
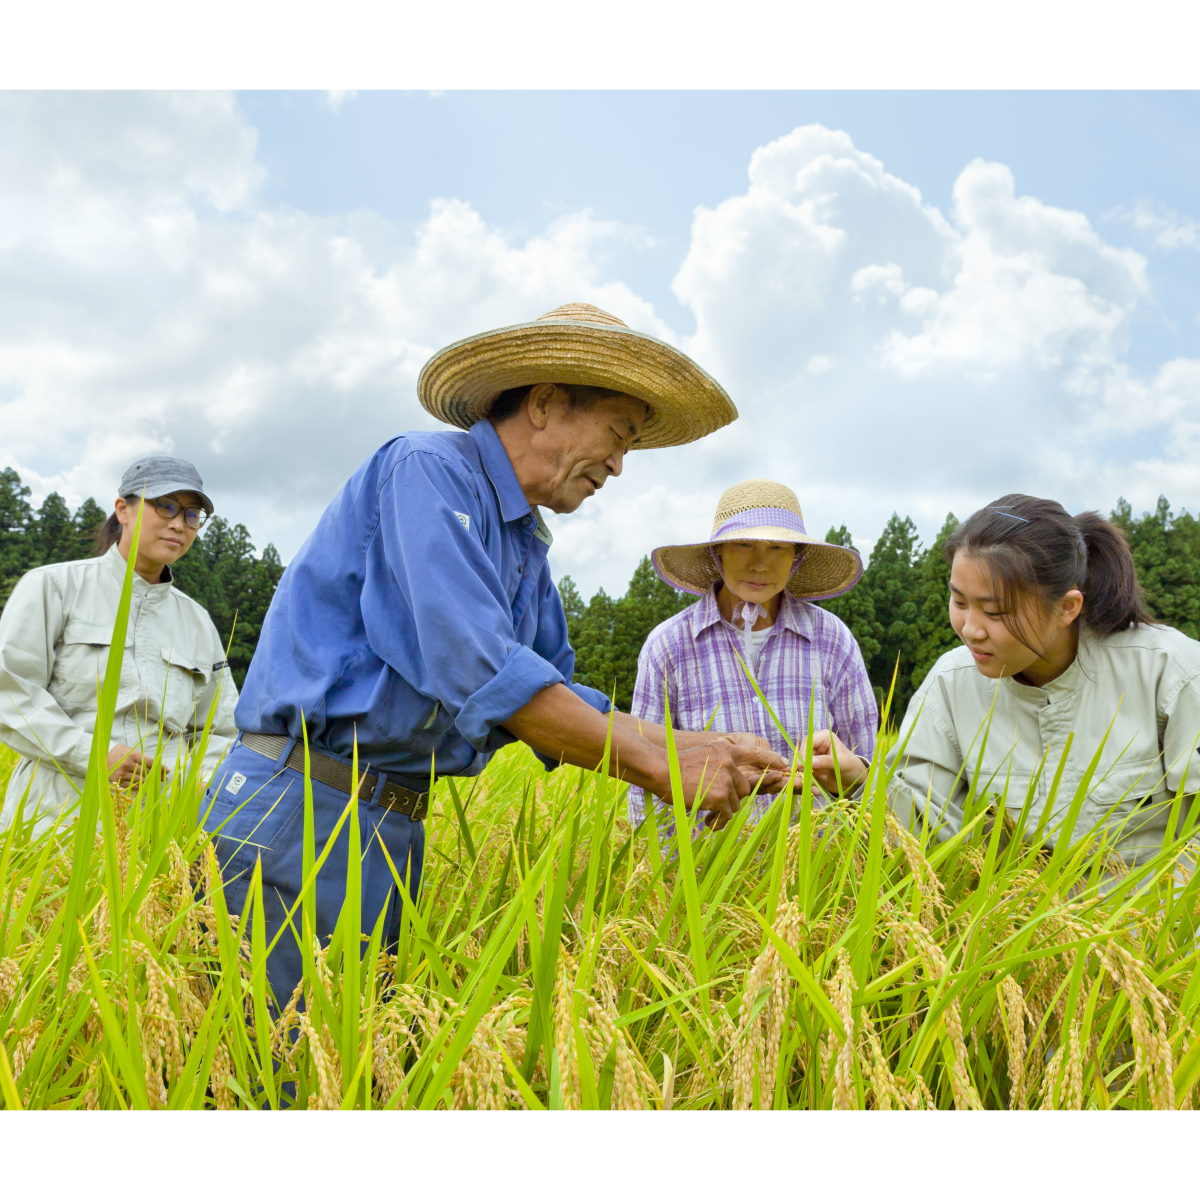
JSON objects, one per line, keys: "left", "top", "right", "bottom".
{"left": 986, "top": 508, "right": 1031, "bottom": 523}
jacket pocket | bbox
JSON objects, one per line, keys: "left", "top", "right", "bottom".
{"left": 160, "top": 646, "right": 213, "bottom": 734}
{"left": 1075, "top": 755, "right": 1169, "bottom": 844}
{"left": 51, "top": 621, "right": 132, "bottom": 713}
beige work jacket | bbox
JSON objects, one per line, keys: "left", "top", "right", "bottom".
{"left": 0, "top": 545, "right": 238, "bottom": 831}
{"left": 887, "top": 623, "right": 1200, "bottom": 865}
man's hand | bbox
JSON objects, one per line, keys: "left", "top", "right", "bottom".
{"left": 106, "top": 744, "right": 166, "bottom": 789}
{"left": 502, "top": 686, "right": 790, "bottom": 829}
{"left": 712, "top": 731, "right": 776, "bottom": 755}
{"left": 661, "top": 735, "right": 791, "bottom": 830}
{"left": 805, "top": 730, "right": 869, "bottom": 797}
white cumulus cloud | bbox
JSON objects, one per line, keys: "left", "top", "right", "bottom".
{"left": 648, "top": 125, "right": 1197, "bottom": 579}
{"left": 1, "top": 99, "right": 1197, "bottom": 603}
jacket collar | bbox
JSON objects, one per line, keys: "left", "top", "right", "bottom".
{"left": 102, "top": 542, "right": 175, "bottom": 591}
{"left": 1001, "top": 624, "right": 1095, "bottom": 699}
{"left": 469, "top": 419, "right": 534, "bottom": 526}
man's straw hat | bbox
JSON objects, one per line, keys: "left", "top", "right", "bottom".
{"left": 417, "top": 302, "right": 736, "bottom": 449}
{"left": 652, "top": 479, "right": 864, "bottom": 600}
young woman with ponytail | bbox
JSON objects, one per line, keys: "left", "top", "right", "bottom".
{"left": 808, "top": 494, "right": 1200, "bottom": 863}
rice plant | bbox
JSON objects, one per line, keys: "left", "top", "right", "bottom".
{"left": 2, "top": 547, "right": 1198, "bottom": 1108}
{"left": 3, "top": 713, "right": 1199, "bottom": 1110}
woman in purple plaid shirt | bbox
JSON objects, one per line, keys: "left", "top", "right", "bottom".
{"left": 628, "top": 479, "right": 878, "bottom": 834}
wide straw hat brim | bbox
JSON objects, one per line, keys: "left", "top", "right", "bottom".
{"left": 652, "top": 531, "right": 863, "bottom": 601}
{"left": 651, "top": 478, "right": 864, "bottom": 601}
{"left": 417, "top": 307, "right": 737, "bottom": 449}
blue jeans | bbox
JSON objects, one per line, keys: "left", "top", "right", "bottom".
{"left": 202, "top": 737, "right": 426, "bottom": 1010}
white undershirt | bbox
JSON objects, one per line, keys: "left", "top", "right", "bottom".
{"left": 746, "top": 625, "right": 773, "bottom": 673}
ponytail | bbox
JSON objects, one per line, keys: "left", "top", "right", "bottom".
{"left": 945, "top": 493, "right": 1152, "bottom": 649}
{"left": 92, "top": 496, "right": 135, "bottom": 556}
{"left": 1073, "top": 510, "right": 1152, "bottom": 634}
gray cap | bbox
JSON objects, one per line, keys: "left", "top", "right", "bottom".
{"left": 118, "top": 455, "right": 215, "bottom": 516}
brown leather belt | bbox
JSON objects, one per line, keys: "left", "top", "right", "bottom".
{"left": 240, "top": 732, "right": 430, "bottom": 821}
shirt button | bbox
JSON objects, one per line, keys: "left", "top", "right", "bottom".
{"left": 517, "top": 564, "right": 525, "bottom": 574}
{"left": 522, "top": 516, "right": 533, "bottom": 527}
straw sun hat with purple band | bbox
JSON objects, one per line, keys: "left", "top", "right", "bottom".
{"left": 417, "top": 302, "right": 737, "bottom": 450}
{"left": 652, "top": 479, "right": 864, "bottom": 601}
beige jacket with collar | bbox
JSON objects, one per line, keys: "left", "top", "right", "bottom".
{"left": 887, "top": 623, "right": 1200, "bottom": 865}
{"left": 0, "top": 544, "right": 237, "bottom": 832}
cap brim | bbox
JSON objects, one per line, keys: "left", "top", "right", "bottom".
{"left": 133, "top": 481, "right": 215, "bottom": 516}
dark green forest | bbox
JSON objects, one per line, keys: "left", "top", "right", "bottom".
{"left": 0, "top": 467, "right": 283, "bottom": 687}
{"left": 3, "top": 463, "right": 1198, "bottom": 712}
{"left": 559, "top": 500, "right": 1200, "bottom": 717}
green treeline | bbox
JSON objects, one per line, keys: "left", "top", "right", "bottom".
{"left": 5, "top": 462, "right": 1199, "bottom": 711}
{"left": 558, "top": 558, "right": 695, "bottom": 714}
{"left": 0, "top": 466, "right": 283, "bottom": 687}
{"left": 560, "top": 499, "right": 1200, "bottom": 718}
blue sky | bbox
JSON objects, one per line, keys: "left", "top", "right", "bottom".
{"left": 240, "top": 89, "right": 1200, "bottom": 367}
{"left": 2, "top": 86, "right": 1199, "bottom": 598}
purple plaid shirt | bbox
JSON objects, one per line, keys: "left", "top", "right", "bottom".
{"left": 627, "top": 587, "right": 878, "bottom": 828}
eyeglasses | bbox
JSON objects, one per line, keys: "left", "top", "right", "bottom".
{"left": 151, "top": 498, "right": 209, "bottom": 530}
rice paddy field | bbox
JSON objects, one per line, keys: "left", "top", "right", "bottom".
{"left": 3, "top": 717, "right": 1199, "bottom": 1112}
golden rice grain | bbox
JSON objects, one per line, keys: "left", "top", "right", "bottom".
{"left": 996, "top": 973, "right": 1029, "bottom": 1108}
{"left": 552, "top": 956, "right": 581, "bottom": 1110}
{"left": 826, "top": 949, "right": 856, "bottom": 1110}
{"left": 0, "top": 957, "right": 21, "bottom": 1009}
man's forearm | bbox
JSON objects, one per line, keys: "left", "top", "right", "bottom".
{"left": 503, "top": 685, "right": 791, "bottom": 822}
{"left": 611, "top": 709, "right": 718, "bottom": 751}
{"left": 502, "top": 684, "right": 668, "bottom": 794}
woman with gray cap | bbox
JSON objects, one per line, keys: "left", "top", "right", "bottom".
{"left": 0, "top": 455, "right": 238, "bottom": 834}
{"left": 628, "top": 479, "right": 878, "bottom": 836}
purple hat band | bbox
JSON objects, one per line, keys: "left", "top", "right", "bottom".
{"left": 711, "top": 507, "right": 807, "bottom": 540}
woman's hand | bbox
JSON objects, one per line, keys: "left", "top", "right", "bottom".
{"left": 107, "top": 744, "right": 167, "bottom": 789}
{"left": 806, "top": 730, "right": 870, "bottom": 796}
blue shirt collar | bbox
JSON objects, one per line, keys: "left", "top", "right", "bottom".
{"left": 469, "top": 420, "right": 532, "bottom": 524}
{"left": 690, "top": 585, "right": 814, "bottom": 640}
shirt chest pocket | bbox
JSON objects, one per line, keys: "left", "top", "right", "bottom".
{"left": 51, "top": 621, "right": 135, "bottom": 713}
{"left": 159, "top": 647, "right": 213, "bottom": 733}
{"left": 1076, "top": 754, "right": 1169, "bottom": 833}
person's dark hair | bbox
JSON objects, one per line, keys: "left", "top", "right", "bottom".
{"left": 944, "top": 493, "right": 1152, "bottom": 651}
{"left": 93, "top": 495, "right": 136, "bottom": 555}
{"left": 488, "top": 382, "right": 638, "bottom": 423}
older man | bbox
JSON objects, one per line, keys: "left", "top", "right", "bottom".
{"left": 203, "top": 302, "right": 789, "bottom": 1006}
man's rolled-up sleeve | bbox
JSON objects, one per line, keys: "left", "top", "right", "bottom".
{"left": 361, "top": 449, "right": 594, "bottom": 754}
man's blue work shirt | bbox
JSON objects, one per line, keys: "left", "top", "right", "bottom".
{"left": 236, "top": 420, "right": 612, "bottom": 777}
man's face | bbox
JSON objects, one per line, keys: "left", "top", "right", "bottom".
{"left": 531, "top": 390, "right": 648, "bottom": 514}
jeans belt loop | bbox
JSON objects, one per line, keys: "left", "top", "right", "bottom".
{"left": 369, "top": 768, "right": 389, "bottom": 808}
{"left": 278, "top": 735, "right": 299, "bottom": 768}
